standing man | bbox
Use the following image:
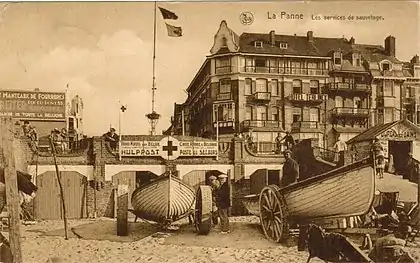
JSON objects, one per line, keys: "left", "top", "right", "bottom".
{"left": 208, "top": 175, "right": 220, "bottom": 225}
{"left": 217, "top": 173, "right": 231, "bottom": 234}
{"left": 279, "top": 131, "right": 295, "bottom": 150}
{"left": 281, "top": 149, "right": 299, "bottom": 187}
{"left": 334, "top": 136, "right": 347, "bottom": 167}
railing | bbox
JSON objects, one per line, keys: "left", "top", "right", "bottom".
{"left": 243, "top": 120, "right": 282, "bottom": 128}
{"left": 289, "top": 93, "right": 328, "bottom": 102}
{"left": 291, "top": 121, "right": 319, "bottom": 129}
{"left": 403, "top": 97, "right": 415, "bottom": 104}
{"left": 328, "top": 83, "right": 370, "bottom": 92}
{"left": 252, "top": 92, "right": 271, "bottom": 101}
{"left": 243, "top": 67, "right": 328, "bottom": 76}
{"left": 216, "top": 93, "right": 232, "bottom": 101}
{"left": 213, "top": 120, "right": 235, "bottom": 128}
{"left": 313, "top": 146, "right": 336, "bottom": 163}
{"left": 331, "top": 107, "right": 370, "bottom": 116}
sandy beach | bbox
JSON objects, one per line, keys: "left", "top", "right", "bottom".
{"left": 1, "top": 216, "right": 418, "bottom": 263}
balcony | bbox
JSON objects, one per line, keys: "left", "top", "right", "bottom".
{"left": 328, "top": 83, "right": 371, "bottom": 93}
{"left": 215, "top": 66, "right": 232, "bottom": 74}
{"left": 243, "top": 120, "right": 282, "bottom": 129}
{"left": 251, "top": 92, "right": 271, "bottom": 101}
{"left": 243, "top": 67, "right": 328, "bottom": 76}
{"left": 291, "top": 121, "right": 319, "bottom": 131}
{"left": 403, "top": 97, "right": 415, "bottom": 105}
{"left": 215, "top": 93, "right": 232, "bottom": 101}
{"left": 330, "top": 107, "right": 370, "bottom": 117}
{"left": 288, "top": 93, "right": 328, "bottom": 103}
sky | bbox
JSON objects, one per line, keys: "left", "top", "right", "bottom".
{"left": 0, "top": 1, "right": 419, "bottom": 136}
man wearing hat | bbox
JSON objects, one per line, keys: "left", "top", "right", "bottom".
{"left": 103, "top": 127, "right": 119, "bottom": 151}
{"left": 281, "top": 149, "right": 299, "bottom": 187}
{"left": 217, "top": 173, "right": 231, "bottom": 233}
{"left": 208, "top": 175, "right": 220, "bottom": 224}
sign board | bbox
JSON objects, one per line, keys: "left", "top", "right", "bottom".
{"left": 120, "top": 136, "right": 218, "bottom": 160}
{"left": 379, "top": 124, "right": 417, "bottom": 141}
{"left": 0, "top": 90, "right": 66, "bottom": 120}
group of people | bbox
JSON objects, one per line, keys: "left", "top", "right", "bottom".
{"left": 208, "top": 173, "right": 231, "bottom": 234}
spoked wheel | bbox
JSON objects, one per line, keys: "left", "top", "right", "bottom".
{"left": 259, "top": 185, "right": 290, "bottom": 242}
{"left": 194, "top": 185, "right": 213, "bottom": 235}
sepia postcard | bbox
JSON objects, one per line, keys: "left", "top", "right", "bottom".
{"left": 0, "top": 0, "right": 419, "bottom": 262}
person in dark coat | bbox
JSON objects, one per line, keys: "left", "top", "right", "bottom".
{"left": 209, "top": 175, "right": 220, "bottom": 225}
{"left": 217, "top": 173, "right": 231, "bottom": 233}
{"left": 279, "top": 131, "right": 295, "bottom": 150}
{"left": 103, "top": 127, "right": 119, "bottom": 151}
{"left": 281, "top": 149, "right": 299, "bottom": 187}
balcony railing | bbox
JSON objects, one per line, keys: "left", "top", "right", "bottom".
{"left": 331, "top": 107, "right": 370, "bottom": 117}
{"left": 216, "top": 93, "right": 232, "bottom": 101}
{"left": 403, "top": 97, "right": 415, "bottom": 104}
{"left": 291, "top": 121, "right": 319, "bottom": 130}
{"left": 328, "top": 83, "right": 371, "bottom": 92}
{"left": 243, "top": 67, "right": 328, "bottom": 76}
{"left": 243, "top": 120, "right": 282, "bottom": 128}
{"left": 289, "top": 93, "right": 328, "bottom": 102}
{"left": 213, "top": 120, "right": 235, "bottom": 128}
{"left": 252, "top": 92, "right": 271, "bottom": 101}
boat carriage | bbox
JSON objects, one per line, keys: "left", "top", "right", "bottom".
{"left": 130, "top": 171, "right": 213, "bottom": 234}
{"left": 241, "top": 156, "right": 376, "bottom": 242}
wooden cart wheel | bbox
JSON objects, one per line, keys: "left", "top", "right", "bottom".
{"left": 194, "top": 185, "right": 213, "bottom": 235}
{"left": 259, "top": 185, "right": 290, "bottom": 242}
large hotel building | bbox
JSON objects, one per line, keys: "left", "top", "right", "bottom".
{"left": 165, "top": 21, "right": 420, "bottom": 151}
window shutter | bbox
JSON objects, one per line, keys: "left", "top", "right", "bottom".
{"left": 252, "top": 107, "right": 257, "bottom": 120}
{"left": 251, "top": 80, "right": 256, "bottom": 94}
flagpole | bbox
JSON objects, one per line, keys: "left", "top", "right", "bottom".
{"left": 146, "top": 1, "right": 160, "bottom": 135}
{"left": 152, "top": 0, "right": 157, "bottom": 114}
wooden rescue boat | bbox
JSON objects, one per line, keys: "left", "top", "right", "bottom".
{"left": 131, "top": 172, "right": 196, "bottom": 224}
{"left": 241, "top": 157, "right": 375, "bottom": 242}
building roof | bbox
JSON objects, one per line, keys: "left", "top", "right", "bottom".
{"left": 238, "top": 32, "right": 353, "bottom": 57}
{"left": 347, "top": 119, "right": 420, "bottom": 144}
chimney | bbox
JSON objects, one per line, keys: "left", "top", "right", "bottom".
{"left": 349, "top": 37, "right": 355, "bottom": 45}
{"left": 307, "top": 31, "right": 313, "bottom": 42}
{"left": 269, "top": 30, "right": 276, "bottom": 46}
{"left": 385, "top": 35, "right": 396, "bottom": 57}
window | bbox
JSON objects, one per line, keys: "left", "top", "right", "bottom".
{"left": 309, "top": 108, "right": 319, "bottom": 122}
{"left": 405, "top": 86, "right": 412, "bottom": 98}
{"left": 292, "top": 79, "right": 302, "bottom": 94}
{"left": 214, "top": 103, "right": 234, "bottom": 121}
{"left": 270, "top": 107, "right": 280, "bottom": 121}
{"left": 245, "top": 57, "right": 255, "bottom": 72}
{"left": 254, "top": 41, "right": 263, "bottom": 48}
{"left": 258, "top": 106, "right": 267, "bottom": 120}
{"left": 279, "top": 42, "right": 288, "bottom": 49}
{"left": 246, "top": 106, "right": 252, "bottom": 120}
{"left": 310, "top": 80, "right": 319, "bottom": 94}
{"left": 333, "top": 52, "right": 342, "bottom": 65}
{"left": 383, "top": 81, "right": 394, "bottom": 96}
{"left": 354, "top": 97, "right": 362, "bottom": 108}
{"left": 271, "top": 79, "right": 279, "bottom": 96}
{"left": 269, "top": 58, "right": 279, "bottom": 73}
{"left": 335, "top": 96, "right": 344, "bottom": 108}
{"left": 215, "top": 57, "right": 231, "bottom": 74}
{"left": 382, "top": 63, "right": 390, "bottom": 71}
{"left": 245, "top": 78, "right": 252, "bottom": 95}
{"left": 352, "top": 53, "right": 361, "bottom": 67}
{"left": 219, "top": 79, "right": 231, "bottom": 93}
{"left": 256, "top": 78, "right": 268, "bottom": 92}
{"left": 255, "top": 58, "right": 266, "bottom": 68}
{"left": 293, "top": 107, "right": 302, "bottom": 122}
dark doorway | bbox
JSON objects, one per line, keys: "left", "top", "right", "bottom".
{"left": 267, "top": 170, "right": 281, "bottom": 185}
{"left": 135, "top": 171, "right": 158, "bottom": 188}
{"left": 388, "top": 141, "right": 411, "bottom": 175}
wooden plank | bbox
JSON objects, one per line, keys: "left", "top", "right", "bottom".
{"left": 117, "top": 184, "right": 129, "bottom": 236}
{"left": 49, "top": 137, "right": 68, "bottom": 239}
{"left": 0, "top": 117, "right": 22, "bottom": 263}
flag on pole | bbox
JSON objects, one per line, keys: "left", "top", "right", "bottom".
{"left": 165, "top": 23, "right": 182, "bottom": 37}
{"left": 158, "top": 7, "right": 178, "bottom": 20}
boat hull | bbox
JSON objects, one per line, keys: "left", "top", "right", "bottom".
{"left": 242, "top": 158, "right": 375, "bottom": 221}
{"left": 131, "top": 175, "right": 196, "bottom": 223}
